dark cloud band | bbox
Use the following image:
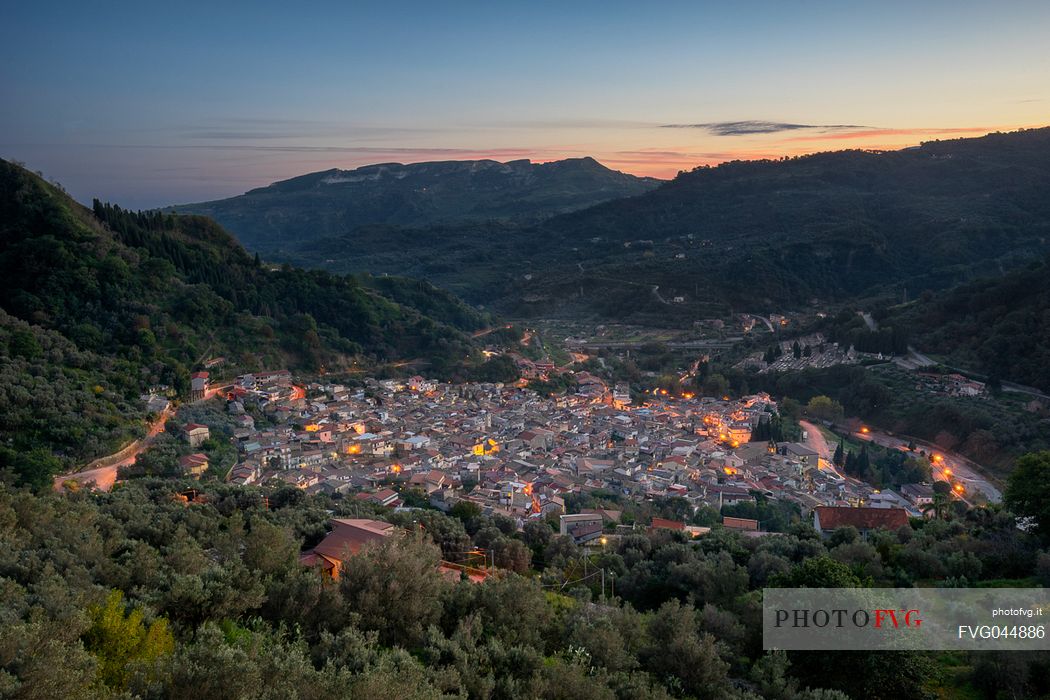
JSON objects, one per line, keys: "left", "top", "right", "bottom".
{"left": 660, "top": 120, "right": 871, "bottom": 135}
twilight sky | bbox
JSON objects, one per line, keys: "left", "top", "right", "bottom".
{"left": 2, "top": 0, "right": 1048, "bottom": 209}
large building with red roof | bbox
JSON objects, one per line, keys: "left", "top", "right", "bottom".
{"left": 813, "top": 506, "right": 909, "bottom": 535}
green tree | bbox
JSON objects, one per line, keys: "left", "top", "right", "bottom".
{"left": 3, "top": 447, "right": 62, "bottom": 491}
{"left": 339, "top": 534, "right": 447, "bottom": 647}
{"left": 83, "top": 590, "right": 175, "bottom": 690}
{"left": 923, "top": 481, "right": 953, "bottom": 521}
{"left": 449, "top": 500, "right": 482, "bottom": 523}
{"left": 805, "top": 396, "right": 844, "bottom": 423}
{"left": 641, "top": 600, "right": 731, "bottom": 698}
{"left": 9, "top": 328, "right": 42, "bottom": 358}
{"left": 780, "top": 398, "right": 802, "bottom": 421}
{"left": 1005, "top": 451, "right": 1050, "bottom": 540}
{"left": 751, "top": 651, "right": 849, "bottom": 700}
{"left": 844, "top": 450, "right": 857, "bottom": 475}
{"left": 522, "top": 519, "right": 554, "bottom": 551}
{"left": 856, "top": 446, "right": 871, "bottom": 477}
{"left": 702, "top": 373, "right": 729, "bottom": 398}
{"left": 772, "top": 556, "right": 862, "bottom": 588}
{"left": 243, "top": 517, "right": 298, "bottom": 576}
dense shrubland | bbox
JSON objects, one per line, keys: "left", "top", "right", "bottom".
{"left": 2, "top": 464, "right": 1050, "bottom": 699}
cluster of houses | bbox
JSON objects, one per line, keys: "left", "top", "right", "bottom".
{"left": 173, "top": 369, "right": 947, "bottom": 538}
{"left": 914, "top": 371, "right": 987, "bottom": 398}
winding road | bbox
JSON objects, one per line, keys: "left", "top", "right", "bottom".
{"left": 798, "top": 420, "right": 854, "bottom": 483}
{"left": 53, "top": 406, "right": 173, "bottom": 492}
{"left": 850, "top": 424, "right": 1001, "bottom": 503}
{"left": 53, "top": 383, "right": 230, "bottom": 492}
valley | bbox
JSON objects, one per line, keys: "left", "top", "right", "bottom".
{"left": 7, "top": 4, "right": 1050, "bottom": 698}
{"left": 3, "top": 119, "right": 1050, "bottom": 700}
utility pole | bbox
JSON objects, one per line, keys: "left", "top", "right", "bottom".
{"left": 601, "top": 568, "right": 606, "bottom": 599}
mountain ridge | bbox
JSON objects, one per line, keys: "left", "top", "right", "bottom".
{"left": 169, "top": 157, "right": 661, "bottom": 249}
{"left": 264, "top": 127, "right": 1050, "bottom": 323}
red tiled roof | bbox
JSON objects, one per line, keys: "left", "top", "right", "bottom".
{"left": 650, "top": 517, "right": 685, "bottom": 531}
{"left": 311, "top": 519, "right": 396, "bottom": 562}
{"left": 814, "top": 506, "right": 908, "bottom": 531}
{"left": 569, "top": 522, "right": 603, "bottom": 538}
{"left": 178, "top": 453, "right": 209, "bottom": 467}
{"left": 722, "top": 516, "right": 759, "bottom": 531}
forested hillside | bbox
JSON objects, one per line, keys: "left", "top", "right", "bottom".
{"left": 0, "top": 160, "right": 511, "bottom": 487}
{"left": 890, "top": 256, "right": 1050, "bottom": 393}
{"left": 272, "top": 128, "right": 1050, "bottom": 322}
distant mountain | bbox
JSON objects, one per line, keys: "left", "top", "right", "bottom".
{"left": 171, "top": 157, "right": 661, "bottom": 250}
{"left": 0, "top": 159, "right": 514, "bottom": 488}
{"left": 273, "top": 127, "right": 1050, "bottom": 323}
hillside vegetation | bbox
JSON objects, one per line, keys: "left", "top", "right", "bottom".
{"left": 891, "top": 256, "right": 1050, "bottom": 393}
{"left": 268, "top": 128, "right": 1050, "bottom": 322}
{"left": 3, "top": 478, "right": 1049, "bottom": 699}
{"left": 0, "top": 160, "right": 511, "bottom": 487}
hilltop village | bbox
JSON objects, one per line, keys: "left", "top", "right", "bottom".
{"left": 166, "top": 369, "right": 929, "bottom": 539}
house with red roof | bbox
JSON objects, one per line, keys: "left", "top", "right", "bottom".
{"left": 813, "top": 506, "right": 909, "bottom": 535}
{"left": 301, "top": 518, "right": 490, "bottom": 583}
{"left": 178, "top": 453, "right": 209, "bottom": 478}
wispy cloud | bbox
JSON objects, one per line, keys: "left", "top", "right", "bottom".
{"left": 779, "top": 126, "right": 994, "bottom": 142}
{"left": 612, "top": 148, "right": 777, "bottom": 163}
{"left": 660, "top": 120, "right": 871, "bottom": 136}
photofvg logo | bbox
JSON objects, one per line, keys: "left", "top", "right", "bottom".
{"left": 763, "top": 588, "right": 1050, "bottom": 651}
{"left": 774, "top": 607, "right": 922, "bottom": 630}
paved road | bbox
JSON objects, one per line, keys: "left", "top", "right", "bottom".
{"left": 471, "top": 324, "right": 514, "bottom": 339}
{"left": 800, "top": 420, "right": 832, "bottom": 460}
{"left": 747, "top": 314, "right": 775, "bottom": 333}
{"left": 850, "top": 425, "right": 1001, "bottom": 503}
{"left": 53, "top": 384, "right": 230, "bottom": 493}
{"left": 53, "top": 406, "right": 172, "bottom": 492}
{"left": 799, "top": 420, "right": 853, "bottom": 482}
{"left": 570, "top": 339, "right": 737, "bottom": 350}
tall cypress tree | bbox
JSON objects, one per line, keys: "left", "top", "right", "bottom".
{"left": 857, "top": 446, "right": 871, "bottom": 476}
